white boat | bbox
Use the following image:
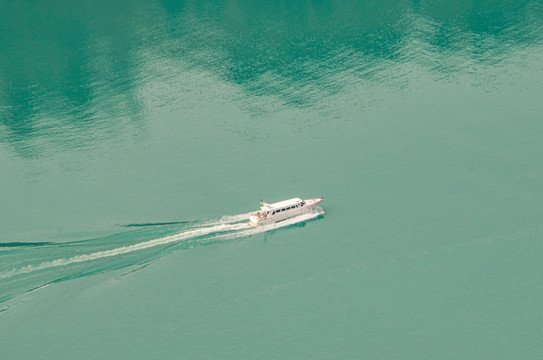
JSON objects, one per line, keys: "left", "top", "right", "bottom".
{"left": 249, "top": 197, "right": 323, "bottom": 226}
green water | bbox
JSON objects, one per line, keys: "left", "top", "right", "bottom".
{"left": 1, "top": 0, "right": 543, "bottom": 358}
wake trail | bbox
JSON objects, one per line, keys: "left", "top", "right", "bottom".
{"left": 0, "top": 208, "right": 324, "bottom": 307}
{"left": 186, "top": 208, "right": 325, "bottom": 245}
{"left": 0, "top": 221, "right": 250, "bottom": 280}
{"left": 120, "top": 221, "right": 192, "bottom": 228}
{"left": 0, "top": 209, "right": 323, "bottom": 280}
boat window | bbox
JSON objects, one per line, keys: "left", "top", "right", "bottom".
{"left": 272, "top": 211, "right": 275, "bottom": 215}
{"left": 277, "top": 210, "right": 281, "bottom": 213}
{"left": 282, "top": 208, "right": 285, "bottom": 211}
{"left": 287, "top": 207, "right": 290, "bottom": 210}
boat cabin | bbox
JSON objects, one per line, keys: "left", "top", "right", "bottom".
{"left": 249, "top": 196, "right": 323, "bottom": 225}
{"left": 253, "top": 198, "right": 306, "bottom": 218}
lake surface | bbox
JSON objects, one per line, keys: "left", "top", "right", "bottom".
{"left": 1, "top": 0, "right": 542, "bottom": 358}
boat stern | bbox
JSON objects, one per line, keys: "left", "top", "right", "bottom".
{"left": 249, "top": 214, "right": 260, "bottom": 226}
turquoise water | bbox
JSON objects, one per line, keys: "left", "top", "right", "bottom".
{"left": 1, "top": 0, "right": 543, "bottom": 358}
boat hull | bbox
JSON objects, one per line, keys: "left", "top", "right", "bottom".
{"left": 249, "top": 197, "right": 323, "bottom": 226}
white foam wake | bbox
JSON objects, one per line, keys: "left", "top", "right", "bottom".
{"left": 0, "top": 222, "right": 247, "bottom": 279}
{"left": 215, "top": 207, "right": 325, "bottom": 240}
{"left": 0, "top": 208, "right": 324, "bottom": 280}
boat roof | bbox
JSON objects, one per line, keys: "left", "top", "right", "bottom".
{"left": 261, "top": 198, "right": 303, "bottom": 210}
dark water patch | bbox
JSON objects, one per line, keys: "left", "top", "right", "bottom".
{"left": 120, "top": 221, "right": 193, "bottom": 228}
{"left": 158, "top": 0, "right": 543, "bottom": 105}
{"left": 0, "top": 242, "right": 56, "bottom": 248}
{"left": 0, "top": 0, "right": 148, "bottom": 157}
{"left": 2, "top": 0, "right": 542, "bottom": 157}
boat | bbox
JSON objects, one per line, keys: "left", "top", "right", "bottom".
{"left": 249, "top": 197, "right": 323, "bottom": 226}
